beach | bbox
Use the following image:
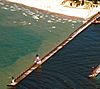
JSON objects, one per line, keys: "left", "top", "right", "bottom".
{"left": 6, "top": 0, "right": 100, "bottom": 19}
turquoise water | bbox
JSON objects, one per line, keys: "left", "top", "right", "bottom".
{"left": 16, "top": 24, "right": 100, "bottom": 89}
{"left": 0, "top": 1, "right": 83, "bottom": 89}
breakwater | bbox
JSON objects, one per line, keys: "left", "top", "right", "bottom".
{"left": 7, "top": 12, "right": 100, "bottom": 88}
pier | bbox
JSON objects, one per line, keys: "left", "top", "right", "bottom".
{"left": 7, "top": 12, "right": 100, "bottom": 88}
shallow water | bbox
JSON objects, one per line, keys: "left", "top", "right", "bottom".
{"left": 0, "top": 0, "right": 83, "bottom": 89}
{"left": 16, "top": 24, "right": 100, "bottom": 89}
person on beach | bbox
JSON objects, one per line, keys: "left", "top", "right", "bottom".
{"left": 11, "top": 76, "right": 15, "bottom": 83}
{"left": 34, "top": 54, "right": 42, "bottom": 65}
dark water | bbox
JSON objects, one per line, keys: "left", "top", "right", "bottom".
{"left": 16, "top": 24, "right": 100, "bottom": 89}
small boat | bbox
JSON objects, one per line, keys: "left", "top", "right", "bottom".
{"left": 88, "top": 65, "right": 100, "bottom": 78}
{"left": 93, "top": 17, "right": 100, "bottom": 24}
{"left": 93, "top": 20, "right": 100, "bottom": 23}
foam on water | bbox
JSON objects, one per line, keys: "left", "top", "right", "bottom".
{"left": 23, "top": 12, "right": 28, "bottom": 16}
{"left": 52, "top": 26, "right": 56, "bottom": 29}
{"left": 47, "top": 20, "right": 53, "bottom": 23}
{"left": 0, "top": 2, "right": 4, "bottom": 5}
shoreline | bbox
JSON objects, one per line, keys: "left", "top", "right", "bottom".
{"left": 6, "top": 0, "right": 100, "bottom": 19}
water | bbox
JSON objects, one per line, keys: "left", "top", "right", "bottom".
{"left": 0, "top": 0, "right": 82, "bottom": 68}
{"left": 16, "top": 24, "right": 100, "bottom": 89}
{"left": 0, "top": 1, "right": 83, "bottom": 89}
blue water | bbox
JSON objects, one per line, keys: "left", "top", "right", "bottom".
{"left": 16, "top": 24, "right": 100, "bottom": 89}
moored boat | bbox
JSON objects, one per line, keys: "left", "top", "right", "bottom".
{"left": 93, "top": 20, "right": 100, "bottom": 23}
{"left": 89, "top": 65, "right": 100, "bottom": 78}
{"left": 93, "top": 17, "right": 100, "bottom": 23}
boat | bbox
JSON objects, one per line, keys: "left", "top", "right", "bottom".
{"left": 93, "top": 17, "right": 100, "bottom": 23}
{"left": 88, "top": 65, "right": 100, "bottom": 78}
{"left": 93, "top": 20, "right": 100, "bottom": 23}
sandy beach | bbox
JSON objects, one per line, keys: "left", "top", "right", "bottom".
{"left": 6, "top": 0, "right": 100, "bottom": 19}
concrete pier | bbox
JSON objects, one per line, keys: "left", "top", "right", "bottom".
{"left": 7, "top": 12, "right": 100, "bottom": 88}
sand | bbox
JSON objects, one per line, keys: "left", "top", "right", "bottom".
{"left": 6, "top": 0, "right": 100, "bottom": 19}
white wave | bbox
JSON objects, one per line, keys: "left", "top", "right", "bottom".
{"left": 1, "top": 6, "right": 8, "bottom": 10}
{"left": 36, "top": 14, "right": 40, "bottom": 17}
{"left": 63, "top": 18, "right": 68, "bottom": 21}
{"left": 9, "top": 5, "right": 18, "bottom": 11}
{"left": 13, "top": 21, "right": 17, "bottom": 23}
{"left": 68, "top": 19, "right": 72, "bottom": 22}
{"left": 77, "top": 20, "right": 82, "bottom": 22}
{"left": 0, "top": 2, "right": 4, "bottom": 5}
{"left": 20, "top": 21, "right": 27, "bottom": 25}
{"left": 58, "top": 18, "right": 62, "bottom": 21}
{"left": 51, "top": 18, "right": 55, "bottom": 21}
{"left": 28, "top": 22, "right": 31, "bottom": 25}
{"left": 10, "top": 6, "right": 14, "bottom": 9}
{"left": 32, "top": 15, "right": 39, "bottom": 20}
{"left": 52, "top": 26, "right": 56, "bottom": 29}
{"left": 51, "top": 15, "right": 55, "bottom": 17}
{"left": 62, "top": 21, "right": 66, "bottom": 23}
{"left": 22, "top": 8, "right": 36, "bottom": 17}
{"left": 72, "top": 20, "right": 77, "bottom": 23}
{"left": 48, "top": 20, "right": 53, "bottom": 23}
{"left": 40, "top": 15, "right": 44, "bottom": 18}
{"left": 26, "top": 10, "right": 35, "bottom": 16}
{"left": 56, "top": 19, "right": 61, "bottom": 22}
{"left": 10, "top": 9, "right": 16, "bottom": 11}
{"left": 5, "top": 5, "right": 9, "bottom": 7}
{"left": 14, "top": 4, "right": 22, "bottom": 11}
{"left": 49, "top": 30, "right": 52, "bottom": 32}
{"left": 45, "top": 15, "right": 48, "bottom": 17}
{"left": 22, "top": 8, "right": 29, "bottom": 13}
{"left": 22, "top": 13, "right": 27, "bottom": 16}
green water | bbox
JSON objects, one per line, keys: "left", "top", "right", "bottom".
{"left": 0, "top": 1, "right": 83, "bottom": 89}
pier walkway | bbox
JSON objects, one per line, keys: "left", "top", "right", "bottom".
{"left": 7, "top": 12, "right": 100, "bottom": 88}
